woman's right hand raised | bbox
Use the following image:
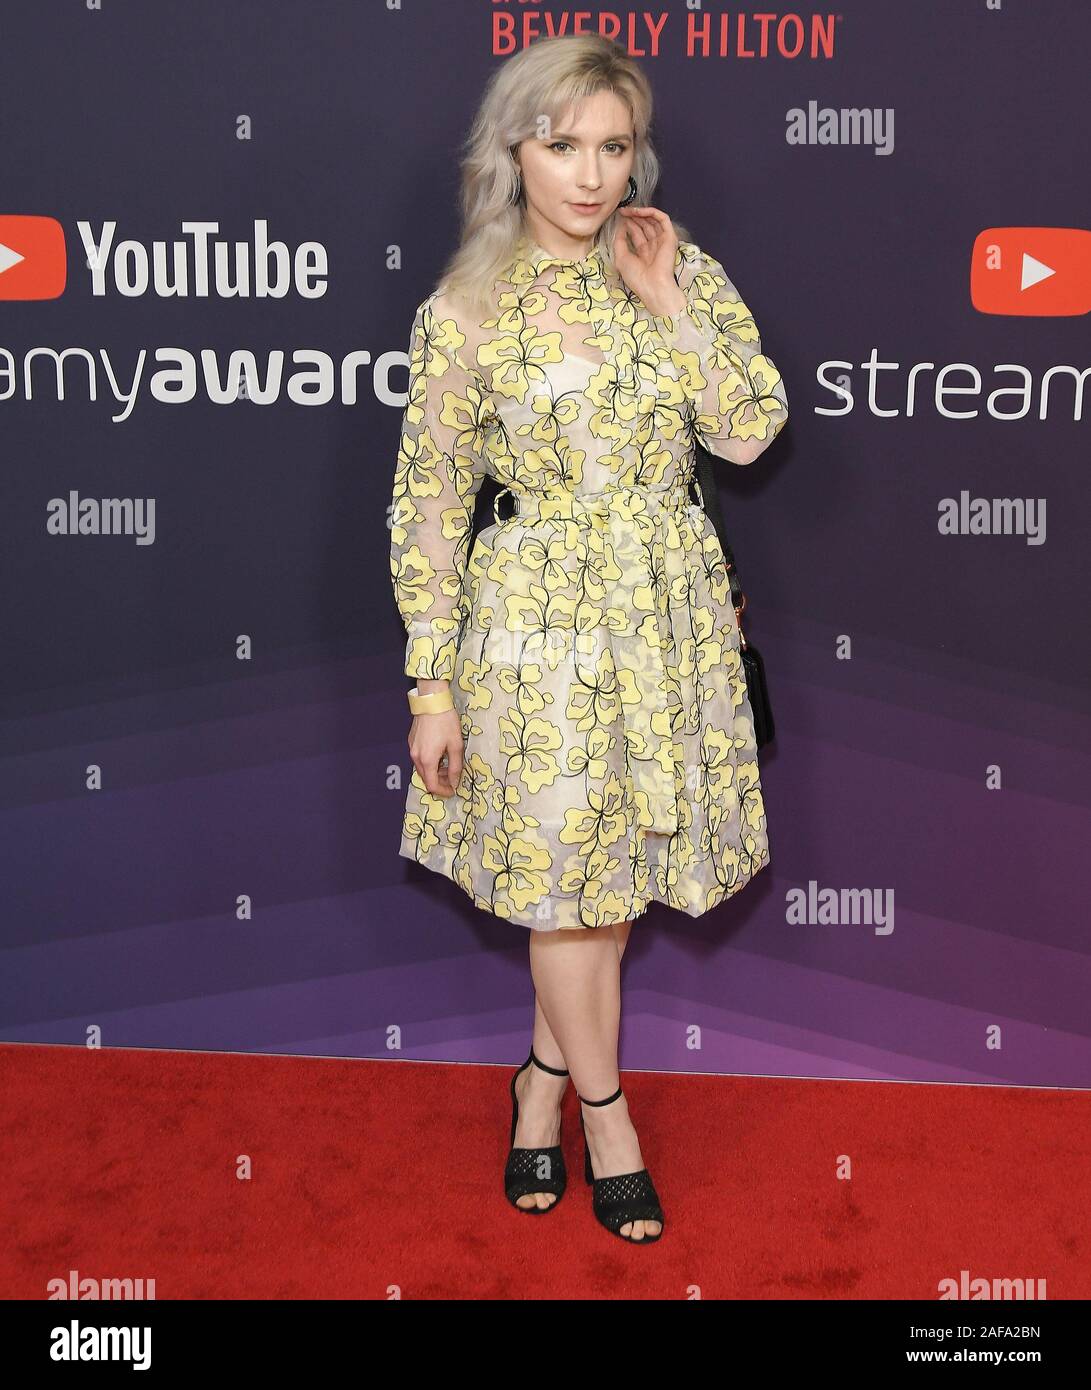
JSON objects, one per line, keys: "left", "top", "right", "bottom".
{"left": 408, "top": 708, "right": 464, "bottom": 798}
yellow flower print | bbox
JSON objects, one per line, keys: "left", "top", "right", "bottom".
{"left": 515, "top": 392, "right": 582, "bottom": 445}
{"left": 456, "top": 650, "right": 494, "bottom": 710}
{"left": 704, "top": 285, "right": 762, "bottom": 343}
{"left": 390, "top": 375, "right": 492, "bottom": 564}
{"left": 737, "top": 760, "right": 766, "bottom": 834}
{"left": 451, "top": 750, "right": 495, "bottom": 824}
{"left": 435, "top": 378, "right": 497, "bottom": 460}
{"left": 695, "top": 531, "right": 732, "bottom": 605}
{"left": 675, "top": 795, "right": 697, "bottom": 842}
{"left": 481, "top": 825, "right": 553, "bottom": 912}
{"left": 391, "top": 542, "right": 440, "bottom": 619}
{"left": 558, "top": 774, "right": 628, "bottom": 852}
{"left": 404, "top": 622, "right": 460, "bottom": 676}
{"left": 514, "top": 444, "right": 587, "bottom": 493}
{"left": 580, "top": 324, "right": 614, "bottom": 355}
{"left": 550, "top": 264, "right": 612, "bottom": 324}
{"left": 708, "top": 836, "right": 744, "bottom": 894}
{"left": 415, "top": 310, "right": 467, "bottom": 378}
{"left": 623, "top": 316, "right": 667, "bottom": 380}
{"left": 557, "top": 843, "right": 617, "bottom": 896}
{"left": 557, "top": 849, "right": 635, "bottom": 925}
{"left": 722, "top": 644, "right": 747, "bottom": 711}
{"left": 393, "top": 241, "right": 782, "bottom": 927}
{"left": 640, "top": 402, "right": 671, "bottom": 446}
{"left": 676, "top": 607, "right": 725, "bottom": 681}
{"left": 496, "top": 660, "right": 552, "bottom": 717}
{"left": 655, "top": 852, "right": 684, "bottom": 903}
{"left": 478, "top": 325, "right": 565, "bottom": 404}
{"left": 709, "top": 352, "right": 787, "bottom": 443}
{"left": 565, "top": 725, "right": 614, "bottom": 781}
{"left": 577, "top": 536, "right": 623, "bottom": 604}
{"left": 669, "top": 564, "right": 698, "bottom": 612}
{"left": 445, "top": 815, "right": 476, "bottom": 857}
{"left": 504, "top": 585, "right": 578, "bottom": 664}
{"left": 669, "top": 315, "right": 785, "bottom": 447}
{"left": 402, "top": 793, "right": 447, "bottom": 857}
{"left": 498, "top": 707, "right": 564, "bottom": 794}
{"left": 566, "top": 648, "right": 623, "bottom": 732}
{"left": 646, "top": 378, "right": 690, "bottom": 443}
{"left": 510, "top": 528, "right": 572, "bottom": 594}
{"left": 490, "top": 283, "right": 550, "bottom": 325}
{"left": 696, "top": 725, "right": 737, "bottom": 802}
{"left": 490, "top": 777, "right": 518, "bottom": 820}
{"left": 581, "top": 891, "right": 635, "bottom": 926}
{"left": 452, "top": 855, "right": 478, "bottom": 902}
{"left": 585, "top": 362, "right": 639, "bottom": 446}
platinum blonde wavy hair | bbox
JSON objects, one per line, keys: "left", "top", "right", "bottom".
{"left": 437, "top": 34, "right": 692, "bottom": 319}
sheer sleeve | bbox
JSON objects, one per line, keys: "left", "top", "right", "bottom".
{"left": 654, "top": 242, "right": 788, "bottom": 465}
{"left": 389, "top": 293, "right": 492, "bottom": 682}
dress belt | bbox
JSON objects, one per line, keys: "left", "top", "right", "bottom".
{"left": 489, "top": 481, "right": 706, "bottom": 835}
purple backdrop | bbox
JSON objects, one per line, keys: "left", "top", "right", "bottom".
{"left": 1, "top": 1, "right": 1087, "bottom": 1085}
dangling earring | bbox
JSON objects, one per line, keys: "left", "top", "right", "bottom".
{"left": 618, "top": 176, "right": 637, "bottom": 207}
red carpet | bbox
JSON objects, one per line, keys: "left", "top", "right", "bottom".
{"left": 2, "top": 1042, "right": 1087, "bottom": 1300}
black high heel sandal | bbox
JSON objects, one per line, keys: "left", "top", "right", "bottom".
{"left": 504, "top": 1048, "right": 569, "bottom": 1213}
{"left": 578, "top": 1084, "right": 665, "bottom": 1243}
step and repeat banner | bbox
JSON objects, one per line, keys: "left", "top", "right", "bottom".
{"left": 1, "top": 1, "right": 1086, "bottom": 1085}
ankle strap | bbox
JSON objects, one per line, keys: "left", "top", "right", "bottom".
{"left": 577, "top": 1084, "right": 623, "bottom": 1107}
{"left": 529, "top": 1047, "right": 569, "bottom": 1077}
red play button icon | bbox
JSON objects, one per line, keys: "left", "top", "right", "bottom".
{"left": 0, "top": 214, "right": 67, "bottom": 299}
{"left": 971, "top": 227, "right": 1091, "bottom": 316}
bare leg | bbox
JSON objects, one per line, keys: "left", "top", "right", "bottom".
{"left": 531, "top": 917, "right": 629, "bottom": 1091}
{"left": 611, "top": 919, "right": 633, "bottom": 960}
{"left": 528, "top": 917, "right": 630, "bottom": 1068}
{"left": 510, "top": 991, "right": 571, "bottom": 1211}
{"left": 516, "top": 930, "right": 628, "bottom": 1208}
{"left": 527, "top": 923, "right": 660, "bottom": 1240}
{"left": 530, "top": 993, "right": 567, "bottom": 1070}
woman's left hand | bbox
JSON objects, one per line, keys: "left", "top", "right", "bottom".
{"left": 612, "top": 207, "right": 686, "bottom": 317}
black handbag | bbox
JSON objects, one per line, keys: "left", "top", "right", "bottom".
{"left": 689, "top": 445, "right": 775, "bottom": 749}
{"left": 468, "top": 455, "right": 775, "bottom": 750}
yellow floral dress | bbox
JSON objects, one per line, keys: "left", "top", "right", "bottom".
{"left": 389, "top": 236, "right": 788, "bottom": 929}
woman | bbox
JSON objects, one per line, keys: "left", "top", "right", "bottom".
{"left": 389, "top": 34, "right": 788, "bottom": 1243}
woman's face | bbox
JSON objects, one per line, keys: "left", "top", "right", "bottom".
{"left": 514, "top": 90, "right": 635, "bottom": 254}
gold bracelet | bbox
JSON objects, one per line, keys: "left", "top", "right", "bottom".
{"left": 408, "top": 686, "right": 454, "bottom": 715}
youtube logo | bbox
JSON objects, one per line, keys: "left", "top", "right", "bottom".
{"left": 0, "top": 214, "right": 67, "bottom": 299}
{"left": 971, "top": 226, "right": 1091, "bottom": 316}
